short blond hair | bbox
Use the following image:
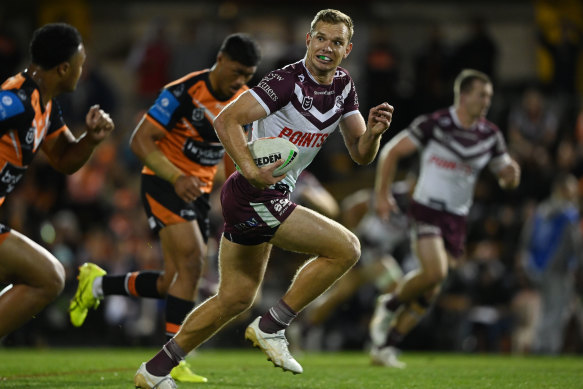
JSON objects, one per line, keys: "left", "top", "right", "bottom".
{"left": 453, "top": 69, "right": 491, "bottom": 106}
{"left": 310, "top": 9, "right": 354, "bottom": 42}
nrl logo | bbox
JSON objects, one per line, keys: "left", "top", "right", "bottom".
{"left": 192, "top": 108, "right": 205, "bottom": 122}
{"left": 302, "top": 96, "right": 313, "bottom": 110}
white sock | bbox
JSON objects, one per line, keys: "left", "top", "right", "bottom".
{"left": 92, "top": 276, "right": 104, "bottom": 299}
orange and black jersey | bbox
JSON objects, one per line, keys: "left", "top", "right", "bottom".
{"left": 143, "top": 69, "right": 249, "bottom": 193}
{"left": 0, "top": 72, "right": 67, "bottom": 205}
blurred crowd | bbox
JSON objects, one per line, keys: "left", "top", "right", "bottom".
{"left": 1, "top": 0, "right": 583, "bottom": 355}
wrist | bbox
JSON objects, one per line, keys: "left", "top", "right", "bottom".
{"left": 170, "top": 172, "right": 183, "bottom": 185}
{"left": 144, "top": 150, "right": 183, "bottom": 183}
{"left": 80, "top": 131, "right": 101, "bottom": 147}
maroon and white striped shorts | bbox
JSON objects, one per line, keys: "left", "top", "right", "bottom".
{"left": 221, "top": 172, "right": 297, "bottom": 245}
{"left": 409, "top": 200, "right": 467, "bottom": 258}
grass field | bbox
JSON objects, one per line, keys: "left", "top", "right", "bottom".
{"left": 0, "top": 347, "right": 581, "bottom": 388}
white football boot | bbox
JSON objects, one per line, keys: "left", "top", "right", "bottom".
{"left": 369, "top": 293, "right": 397, "bottom": 347}
{"left": 245, "top": 316, "right": 303, "bottom": 374}
{"left": 370, "top": 346, "right": 406, "bottom": 369}
{"left": 134, "top": 362, "right": 177, "bottom": 389}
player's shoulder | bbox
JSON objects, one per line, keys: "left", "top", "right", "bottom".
{"left": 409, "top": 108, "right": 445, "bottom": 129}
{"left": 417, "top": 107, "right": 460, "bottom": 129}
{"left": 165, "top": 69, "right": 209, "bottom": 90}
{"left": 334, "top": 65, "right": 353, "bottom": 82}
{"left": 263, "top": 61, "right": 301, "bottom": 82}
{"left": 476, "top": 117, "right": 501, "bottom": 135}
{"left": 1, "top": 74, "right": 34, "bottom": 121}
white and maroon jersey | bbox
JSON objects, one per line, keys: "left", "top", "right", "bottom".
{"left": 407, "top": 107, "right": 511, "bottom": 216}
{"left": 248, "top": 59, "right": 360, "bottom": 190}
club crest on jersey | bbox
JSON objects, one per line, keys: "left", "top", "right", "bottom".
{"left": 335, "top": 96, "right": 343, "bottom": 108}
{"left": 192, "top": 108, "right": 205, "bottom": 122}
{"left": 302, "top": 96, "right": 313, "bottom": 110}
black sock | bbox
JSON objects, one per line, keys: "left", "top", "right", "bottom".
{"left": 259, "top": 299, "right": 297, "bottom": 333}
{"left": 145, "top": 338, "right": 186, "bottom": 376}
{"left": 165, "top": 295, "right": 195, "bottom": 339}
{"left": 102, "top": 271, "right": 162, "bottom": 298}
{"left": 385, "top": 294, "right": 402, "bottom": 312}
{"left": 383, "top": 328, "right": 404, "bottom": 348}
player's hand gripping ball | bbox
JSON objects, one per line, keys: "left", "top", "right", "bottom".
{"left": 242, "top": 137, "right": 299, "bottom": 177}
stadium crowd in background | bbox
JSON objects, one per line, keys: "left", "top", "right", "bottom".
{"left": 0, "top": 1, "right": 582, "bottom": 362}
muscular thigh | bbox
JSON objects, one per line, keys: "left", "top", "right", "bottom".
{"left": 216, "top": 237, "right": 272, "bottom": 293}
{"left": 271, "top": 205, "right": 357, "bottom": 259}
{"left": 414, "top": 235, "right": 449, "bottom": 275}
{"left": 0, "top": 230, "right": 61, "bottom": 285}
{"left": 160, "top": 220, "right": 206, "bottom": 263}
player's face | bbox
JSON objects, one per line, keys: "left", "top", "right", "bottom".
{"left": 463, "top": 80, "right": 493, "bottom": 119}
{"left": 62, "top": 44, "right": 86, "bottom": 92}
{"left": 305, "top": 21, "right": 352, "bottom": 78}
{"left": 215, "top": 54, "right": 256, "bottom": 99}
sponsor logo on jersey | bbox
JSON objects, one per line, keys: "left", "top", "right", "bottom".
{"left": 1, "top": 94, "right": 13, "bottom": 106}
{"left": 149, "top": 89, "right": 180, "bottom": 126}
{"left": 0, "top": 163, "right": 26, "bottom": 196}
{"left": 180, "top": 209, "right": 196, "bottom": 218}
{"left": 183, "top": 139, "right": 225, "bottom": 166}
{"left": 277, "top": 127, "right": 329, "bottom": 148}
{"left": 428, "top": 155, "right": 473, "bottom": 175}
{"left": 0, "top": 91, "right": 25, "bottom": 119}
{"left": 234, "top": 217, "right": 259, "bottom": 231}
{"left": 257, "top": 81, "right": 277, "bottom": 101}
{"left": 270, "top": 198, "right": 291, "bottom": 216}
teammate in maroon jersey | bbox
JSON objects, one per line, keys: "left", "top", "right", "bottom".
{"left": 134, "top": 9, "right": 394, "bottom": 388}
{"left": 0, "top": 23, "right": 113, "bottom": 338}
{"left": 369, "top": 69, "right": 520, "bottom": 368}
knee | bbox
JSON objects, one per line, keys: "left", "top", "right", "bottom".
{"left": 342, "top": 231, "right": 361, "bottom": 268}
{"left": 423, "top": 266, "right": 448, "bottom": 287}
{"left": 177, "top": 250, "right": 205, "bottom": 278}
{"left": 42, "top": 261, "right": 65, "bottom": 299}
{"left": 218, "top": 288, "right": 257, "bottom": 317}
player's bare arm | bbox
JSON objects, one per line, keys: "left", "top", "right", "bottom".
{"left": 340, "top": 102, "right": 393, "bottom": 165}
{"left": 497, "top": 158, "right": 521, "bottom": 189}
{"left": 130, "top": 117, "right": 205, "bottom": 203}
{"left": 214, "top": 92, "right": 283, "bottom": 189}
{"left": 374, "top": 131, "right": 417, "bottom": 221}
{"left": 41, "top": 104, "right": 114, "bottom": 174}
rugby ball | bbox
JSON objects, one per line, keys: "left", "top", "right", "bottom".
{"left": 248, "top": 137, "right": 299, "bottom": 177}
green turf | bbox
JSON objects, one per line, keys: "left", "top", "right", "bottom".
{"left": 0, "top": 348, "right": 581, "bottom": 388}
